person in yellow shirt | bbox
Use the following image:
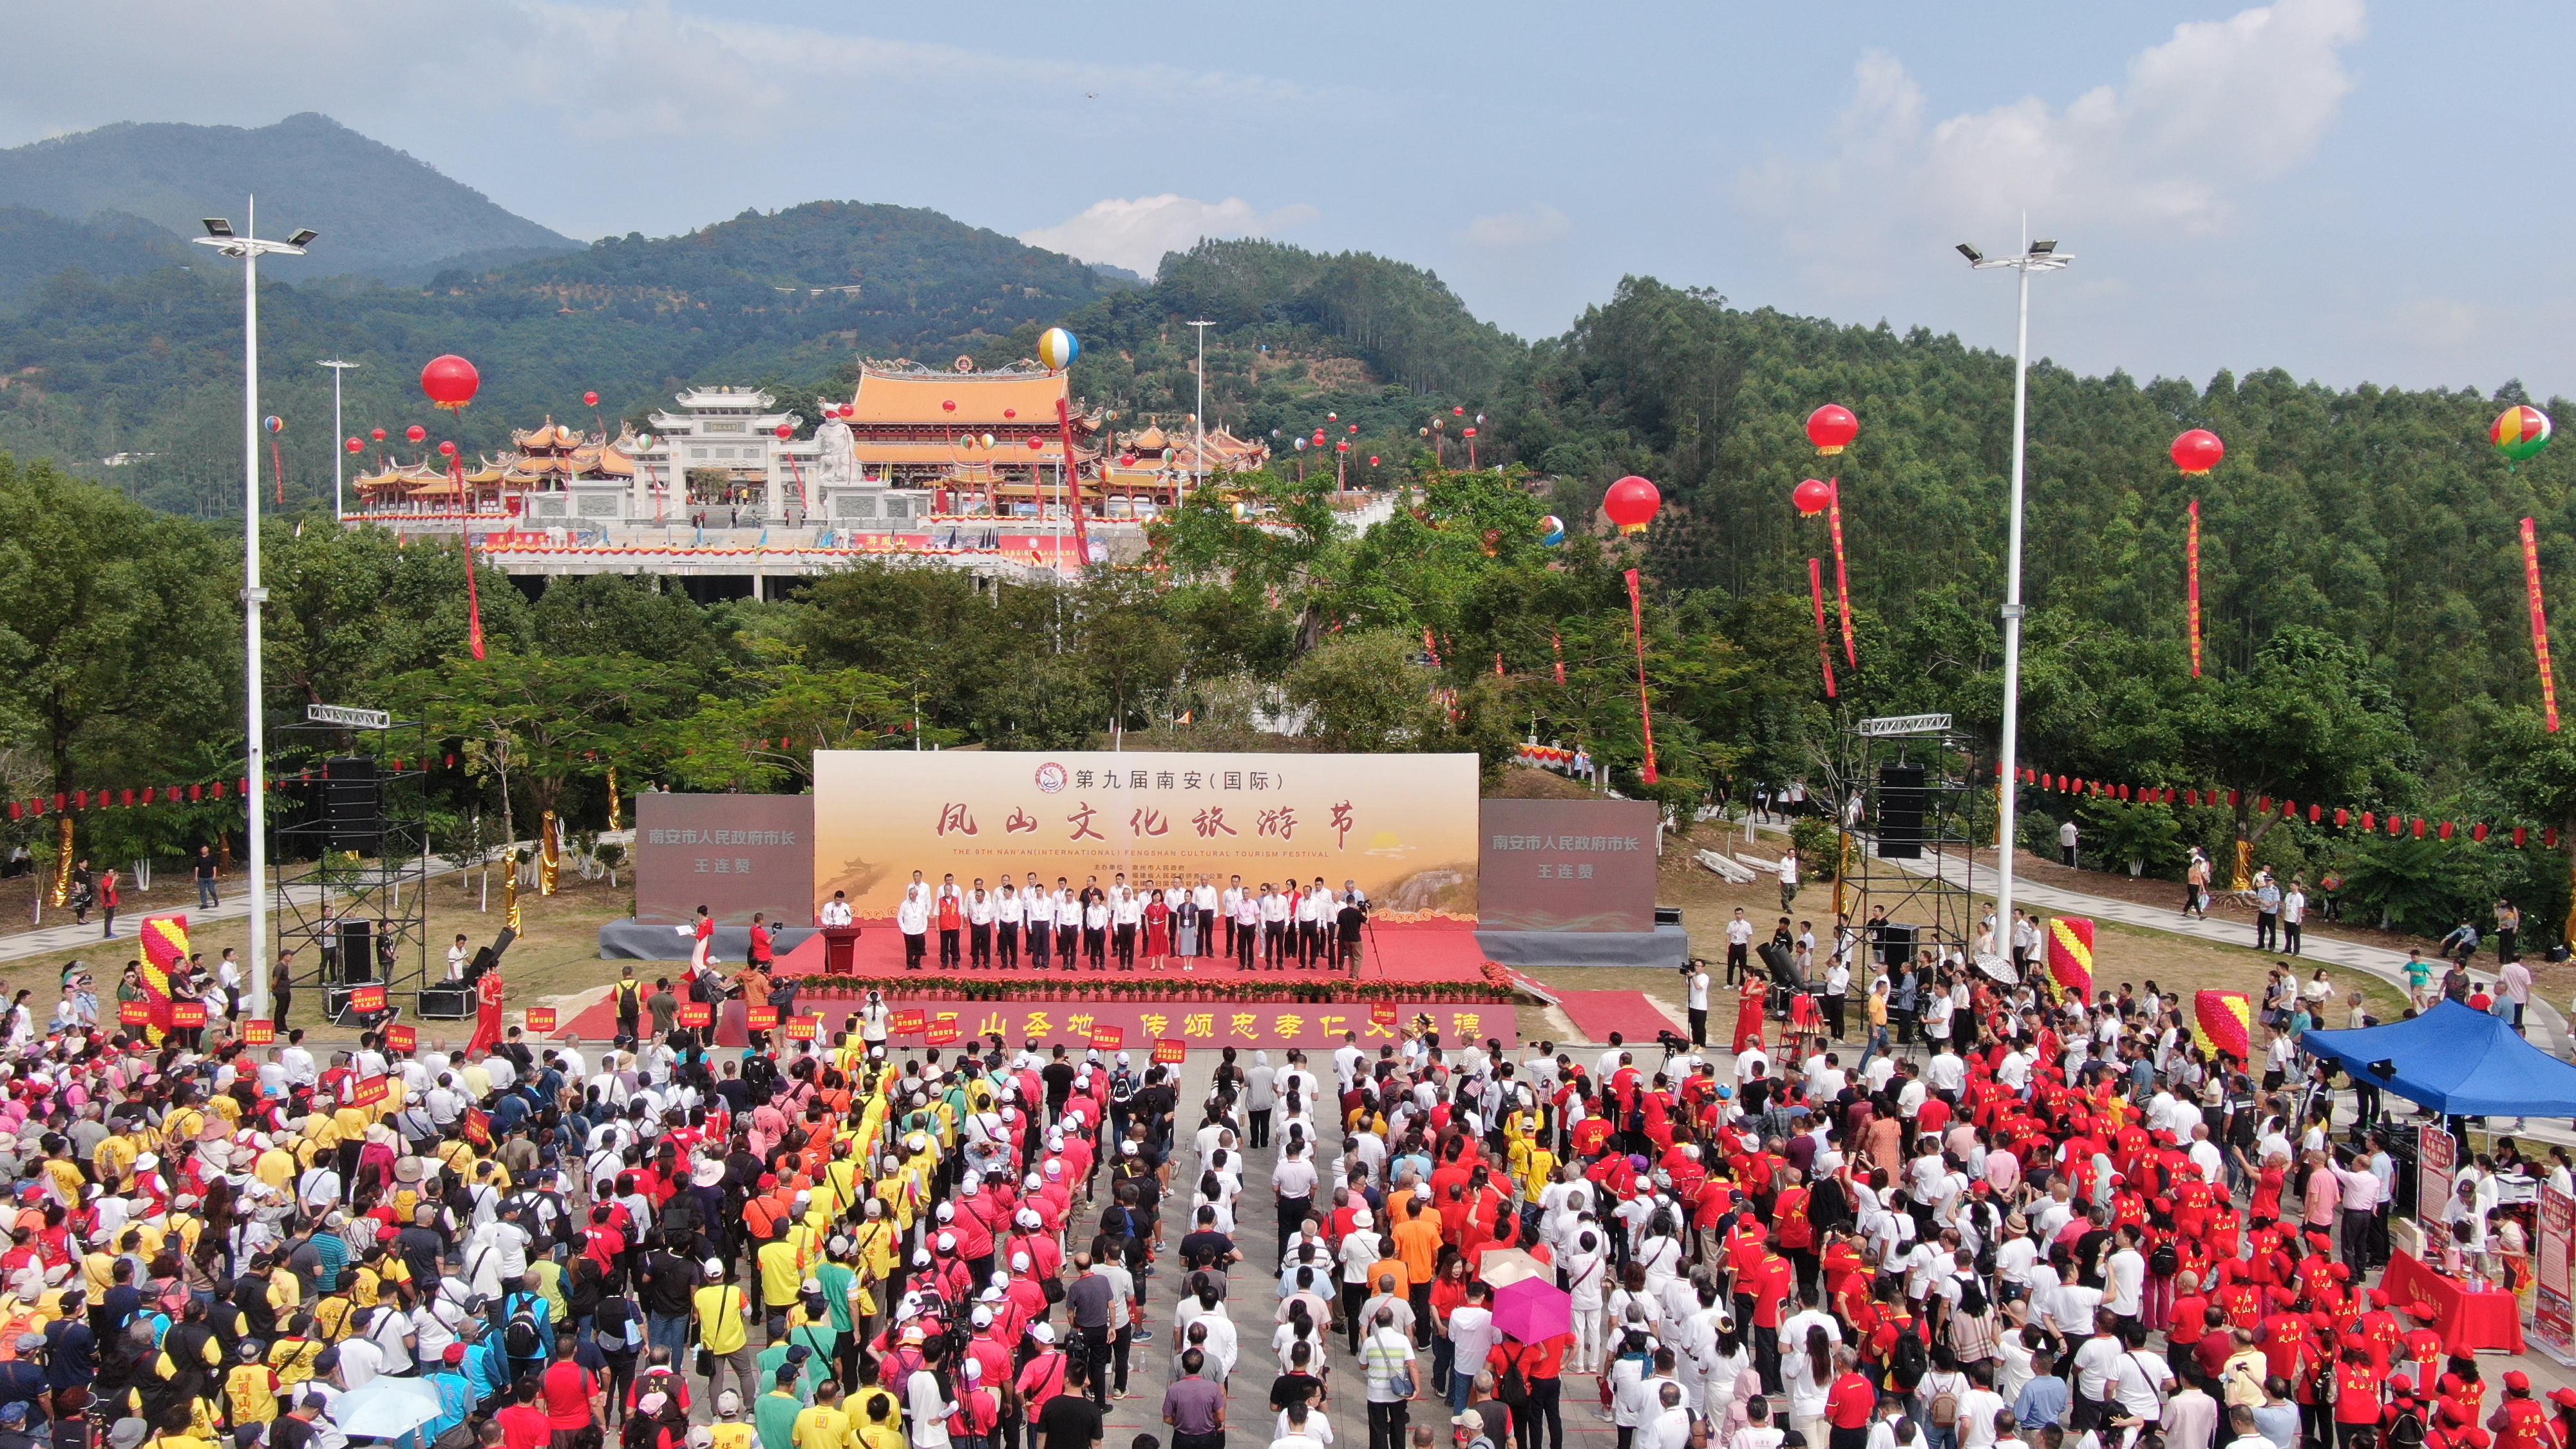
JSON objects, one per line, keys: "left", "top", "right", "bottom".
{"left": 788, "top": 1379, "right": 853, "bottom": 1449}
{"left": 694, "top": 1264, "right": 759, "bottom": 1412}
{"left": 252, "top": 1140, "right": 297, "bottom": 1191}
{"left": 756, "top": 1238, "right": 803, "bottom": 1341}
{"left": 850, "top": 1376, "right": 906, "bottom": 1449}
{"left": 708, "top": 1391, "right": 756, "bottom": 1449}
{"left": 225, "top": 1340, "right": 281, "bottom": 1426}
{"left": 91, "top": 1131, "right": 138, "bottom": 1186}
{"left": 267, "top": 1317, "right": 328, "bottom": 1387}
{"left": 1513, "top": 1139, "right": 1560, "bottom": 1202}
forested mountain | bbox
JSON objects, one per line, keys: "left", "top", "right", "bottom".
{"left": 0, "top": 115, "right": 578, "bottom": 281}
{"left": 0, "top": 206, "right": 191, "bottom": 308}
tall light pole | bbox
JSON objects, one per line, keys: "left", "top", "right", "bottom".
{"left": 319, "top": 359, "right": 359, "bottom": 521}
{"left": 1186, "top": 319, "right": 1213, "bottom": 506}
{"left": 195, "top": 201, "right": 314, "bottom": 1025}
{"left": 1957, "top": 232, "right": 2068, "bottom": 957}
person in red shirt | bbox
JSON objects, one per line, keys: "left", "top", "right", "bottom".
{"left": 1824, "top": 1352, "right": 1878, "bottom": 1449}
{"left": 1746, "top": 1247, "right": 1795, "bottom": 1380}
{"left": 496, "top": 1377, "right": 555, "bottom": 1449}
{"left": 541, "top": 1342, "right": 601, "bottom": 1436}
{"left": 2494, "top": 1372, "right": 2553, "bottom": 1449}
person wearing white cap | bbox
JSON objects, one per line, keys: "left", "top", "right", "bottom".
{"left": 1338, "top": 1206, "right": 1383, "bottom": 1353}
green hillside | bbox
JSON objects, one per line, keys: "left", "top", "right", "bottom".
{"left": 0, "top": 114, "right": 577, "bottom": 281}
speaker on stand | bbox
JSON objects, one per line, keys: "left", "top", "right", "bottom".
{"left": 1877, "top": 764, "right": 1927, "bottom": 861}
{"left": 322, "top": 756, "right": 383, "bottom": 858}
{"left": 338, "top": 918, "right": 375, "bottom": 984}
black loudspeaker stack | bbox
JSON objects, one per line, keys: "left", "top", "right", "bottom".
{"left": 1877, "top": 922, "right": 1917, "bottom": 968}
{"left": 417, "top": 986, "right": 473, "bottom": 1019}
{"left": 322, "top": 756, "right": 383, "bottom": 857}
{"left": 339, "top": 918, "right": 375, "bottom": 983}
{"left": 1877, "top": 764, "right": 1927, "bottom": 860}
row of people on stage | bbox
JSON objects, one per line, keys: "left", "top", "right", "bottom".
{"left": 887, "top": 871, "right": 1373, "bottom": 971}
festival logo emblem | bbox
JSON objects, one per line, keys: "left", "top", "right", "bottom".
{"left": 1034, "top": 761, "right": 1068, "bottom": 795}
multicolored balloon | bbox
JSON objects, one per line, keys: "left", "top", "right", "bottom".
{"left": 2193, "top": 989, "right": 2253, "bottom": 1063}
{"left": 2494, "top": 404, "right": 2553, "bottom": 461}
{"left": 262, "top": 415, "right": 285, "bottom": 434}
{"left": 1037, "top": 327, "right": 1080, "bottom": 371}
{"left": 2045, "top": 916, "right": 2094, "bottom": 999}
{"left": 1539, "top": 515, "right": 1566, "bottom": 545}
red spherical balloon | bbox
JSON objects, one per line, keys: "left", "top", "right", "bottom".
{"left": 1604, "top": 475, "right": 1662, "bottom": 533}
{"left": 942, "top": 399, "right": 957, "bottom": 412}
{"left": 2171, "top": 428, "right": 2225, "bottom": 476}
{"left": 437, "top": 440, "right": 457, "bottom": 457}
{"left": 1806, "top": 403, "right": 1859, "bottom": 454}
{"left": 1452, "top": 406, "right": 1465, "bottom": 415}
{"left": 1027, "top": 437, "right": 1044, "bottom": 451}
{"left": 1793, "top": 478, "right": 1833, "bottom": 515}
{"left": 1463, "top": 428, "right": 1477, "bottom": 438}
{"left": 583, "top": 390, "right": 600, "bottom": 407}
{"left": 406, "top": 425, "right": 427, "bottom": 444}
{"left": 419, "top": 354, "right": 480, "bottom": 411}
{"left": 1369, "top": 455, "right": 1380, "bottom": 466}
{"left": 1336, "top": 440, "right": 1349, "bottom": 453}
{"left": 370, "top": 428, "right": 386, "bottom": 442}
{"left": 1003, "top": 408, "right": 1018, "bottom": 420}
{"left": 837, "top": 404, "right": 853, "bottom": 418}
{"left": 775, "top": 424, "right": 793, "bottom": 439}
{"left": 1347, "top": 424, "right": 1358, "bottom": 434}
{"left": 345, "top": 437, "right": 364, "bottom": 454}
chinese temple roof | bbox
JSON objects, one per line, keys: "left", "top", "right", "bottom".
{"left": 847, "top": 362, "right": 1090, "bottom": 429}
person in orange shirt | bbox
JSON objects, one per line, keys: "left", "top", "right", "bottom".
{"left": 1392, "top": 1198, "right": 1443, "bottom": 1345}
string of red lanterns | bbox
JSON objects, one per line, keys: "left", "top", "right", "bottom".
{"left": 2008, "top": 766, "right": 2553, "bottom": 849}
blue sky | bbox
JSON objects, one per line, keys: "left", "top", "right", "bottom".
{"left": 8, "top": 1, "right": 2574, "bottom": 396}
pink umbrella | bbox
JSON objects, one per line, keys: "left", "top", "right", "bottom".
{"left": 1492, "top": 1276, "right": 1573, "bottom": 1343}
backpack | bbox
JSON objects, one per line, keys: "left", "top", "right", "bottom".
{"left": 504, "top": 1306, "right": 542, "bottom": 1359}
{"left": 1495, "top": 1345, "right": 1530, "bottom": 1406}
{"left": 2149, "top": 1242, "right": 2180, "bottom": 1277}
{"left": 1889, "top": 1331, "right": 1929, "bottom": 1392}
{"left": 1953, "top": 1273, "right": 1990, "bottom": 1318}
{"left": 1929, "top": 1373, "right": 1963, "bottom": 1428}
{"left": 2389, "top": 1405, "right": 2427, "bottom": 1449}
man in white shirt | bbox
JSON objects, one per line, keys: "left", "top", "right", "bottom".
{"left": 444, "top": 935, "right": 471, "bottom": 981}
{"left": 1259, "top": 886, "right": 1290, "bottom": 967}
{"left": 895, "top": 879, "right": 931, "bottom": 971}
{"left": 1779, "top": 849, "right": 1799, "bottom": 909}
{"left": 1926, "top": 1042, "right": 1967, "bottom": 1098}
{"left": 2104, "top": 1226, "right": 2148, "bottom": 1325}
{"left": 1192, "top": 876, "right": 1220, "bottom": 960}
{"left": 994, "top": 882, "right": 1022, "bottom": 969}
{"left": 1726, "top": 909, "right": 1755, "bottom": 983}
{"left": 1687, "top": 965, "right": 1712, "bottom": 1046}
{"left": 819, "top": 891, "right": 854, "bottom": 927}
{"left": 2102, "top": 1327, "right": 2173, "bottom": 1424}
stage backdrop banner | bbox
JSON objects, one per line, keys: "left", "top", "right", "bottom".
{"left": 2537, "top": 1185, "right": 2575, "bottom": 1363}
{"left": 811, "top": 750, "right": 1480, "bottom": 919}
{"left": 1477, "top": 799, "right": 1660, "bottom": 933}
{"left": 635, "top": 793, "right": 817, "bottom": 925}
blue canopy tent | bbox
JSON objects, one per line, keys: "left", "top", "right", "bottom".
{"left": 2299, "top": 999, "right": 2576, "bottom": 1117}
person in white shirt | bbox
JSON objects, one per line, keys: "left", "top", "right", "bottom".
{"left": 1687, "top": 965, "right": 1712, "bottom": 1046}
{"left": 2102, "top": 1326, "right": 2174, "bottom": 1423}
{"left": 1259, "top": 886, "right": 1291, "bottom": 967}
{"left": 994, "top": 882, "right": 1022, "bottom": 969}
{"left": 819, "top": 890, "right": 854, "bottom": 927}
{"left": 444, "top": 936, "right": 471, "bottom": 981}
{"left": 2103, "top": 1226, "right": 2148, "bottom": 1321}
{"left": 1778, "top": 850, "right": 1800, "bottom": 909}
{"left": 896, "top": 878, "right": 931, "bottom": 971}
{"left": 1726, "top": 909, "right": 1756, "bottom": 983}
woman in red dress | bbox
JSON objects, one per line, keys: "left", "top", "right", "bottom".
{"left": 465, "top": 966, "right": 506, "bottom": 1057}
{"left": 1732, "top": 972, "right": 1769, "bottom": 1054}
{"left": 1144, "top": 890, "right": 1171, "bottom": 969}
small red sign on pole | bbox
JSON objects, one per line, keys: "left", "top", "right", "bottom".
{"left": 1089, "top": 1026, "right": 1124, "bottom": 1050}
{"left": 350, "top": 985, "right": 387, "bottom": 1014}
{"left": 923, "top": 1016, "right": 962, "bottom": 1046}
{"left": 118, "top": 1001, "right": 149, "bottom": 1025}
{"left": 677, "top": 1003, "right": 712, "bottom": 1029}
{"left": 893, "top": 1009, "right": 928, "bottom": 1035}
{"left": 386, "top": 1023, "right": 417, "bottom": 1054}
{"left": 170, "top": 1002, "right": 207, "bottom": 1028}
{"left": 1152, "top": 1038, "right": 1186, "bottom": 1065}
{"left": 350, "top": 1075, "right": 390, "bottom": 1106}
{"left": 1369, "top": 1003, "right": 1398, "bottom": 1027}
{"left": 526, "top": 1007, "right": 557, "bottom": 1033}
{"left": 241, "top": 1019, "right": 276, "bottom": 1045}
{"left": 748, "top": 1006, "right": 780, "bottom": 1029}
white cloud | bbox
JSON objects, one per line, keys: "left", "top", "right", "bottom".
{"left": 1745, "top": 0, "right": 2367, "bottom": 281}
{"left": 1018, "top": 195, "right": 1320, "bottom": 276}
{"left": 1461, "top": 205, "right": 1572, "bottom": 249}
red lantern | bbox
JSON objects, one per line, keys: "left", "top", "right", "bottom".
{"left": 1003, "top": 408, "right": 1017, "bottom": 420}
{"left": 345, "top": 437, "right": 364, "bottom": 454}
{"left": 1452, "top": 406, "right": 1464, "bottom": 416}
{"left": 2362, "top": 811, "right": 2375, "bottom": 830}
{"left": 775, "top": 424, "right": 792, "bottom": 439}
{"left": 2228, "top": 790, "right": 2240, "bottom": 806}
{"left": 2170, "top": 429, "right": 2225, "bottom": 476}
{"left": 2257, "top": 797, "right": 2270, "bottom": 814}
{"left": 583, "top": 390, "right": 600, "bottom": 406}
{"left": 1349, "top": 424, "right": 1359, "bottom": 435}
{"left": 419, "top": 354, "right": 480, "bottom": 412}
{"left": 370, "top": 428, "right": 386, "bottom": 442}
{"left": 1806, "top": 404, "right": 1859, "bottom": 454}
{"left": 2412, "top": 817, "right": 2427, "bottom": 838}
{"left": 2334, "top": 808, "right": 2349, "bottom": 827}
{"left": 1120, "top": 454, "right": 1137, "bottom": 467}
{"left": 2474, "top": 822, "right": 2490, "bottom": 842}
{"left": 942, "top": 399, "right": 957, "bottom": 412}
{"left": 1368, "top": 456, "right": 1380, "bottom": 466}
{"left": 1792, "top": 478, "right": 1833, "bottom": 515}
{"left": 1603, "top": 475, "right": 1662, "bottom": 534}
{"left": 1336, "top": 441, "right": 1349, "bottom": 453}
{"left": 120, "top": 790, "right": 133, "bottom": 808}
{"left": 2439, "top": 820, "right": 2455, "bottom": 840}
{"left": 406, "top": 425, "right": 427, "bottom": 444}
{"left": 2517, "top": 826, "right": 2530, "bottom": 848}
{"left": 837, "top": 404, "right": 853, "bottom": 418}
{"left": 2308, "top": 804, "right": 2322, "bottom": 823}
{"left": 1027, "top": 437, "right": 1044, "bottom": 450}
{"left": 438, "top": 440, "right": 457, "bottom": 457}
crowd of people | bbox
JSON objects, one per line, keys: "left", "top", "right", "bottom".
{"left": 886, "top": 873, "right": 1372, "bottom": 975}
{"left": 0, "top": 929, "right": 2552, "bottom": 1449}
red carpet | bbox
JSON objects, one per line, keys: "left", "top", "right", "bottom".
{"left": 1553, "top": 990, "right": 1681, "bottom": 1046}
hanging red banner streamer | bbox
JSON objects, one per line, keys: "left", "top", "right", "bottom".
{"left": 1056, "top": 397, "right": 1091, "bottom": 573}
{"left": 1808, "top": 557, "right": 1838, "bottom": 698}
{"left": 1551, "top": 631, "right": 1566, "bottom": 686}
{"left": 458, "top": 457, "right": 486, "bottom": 661}
{"left": 1624, "top": 567, "right": 1659, "bottom": 784}
{"left": 1828, "top": 478, "right": 1857, "bottom": 666}
{"left": 2525, "top": 516, "right": 2559, "bottom": 731}
{"left": 270, "top": 437, "right": 289, "bottom": 507}
{"left": 2187, "top": 498, "right": 2202, "bottom": 677}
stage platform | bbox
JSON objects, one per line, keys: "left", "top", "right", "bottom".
{"left": 550, "top": 918, "right": 1526, "bottom": 1049}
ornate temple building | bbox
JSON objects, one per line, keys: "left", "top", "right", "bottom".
{"left": 349, "top": 419, "right": 639, "bottom": 515}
